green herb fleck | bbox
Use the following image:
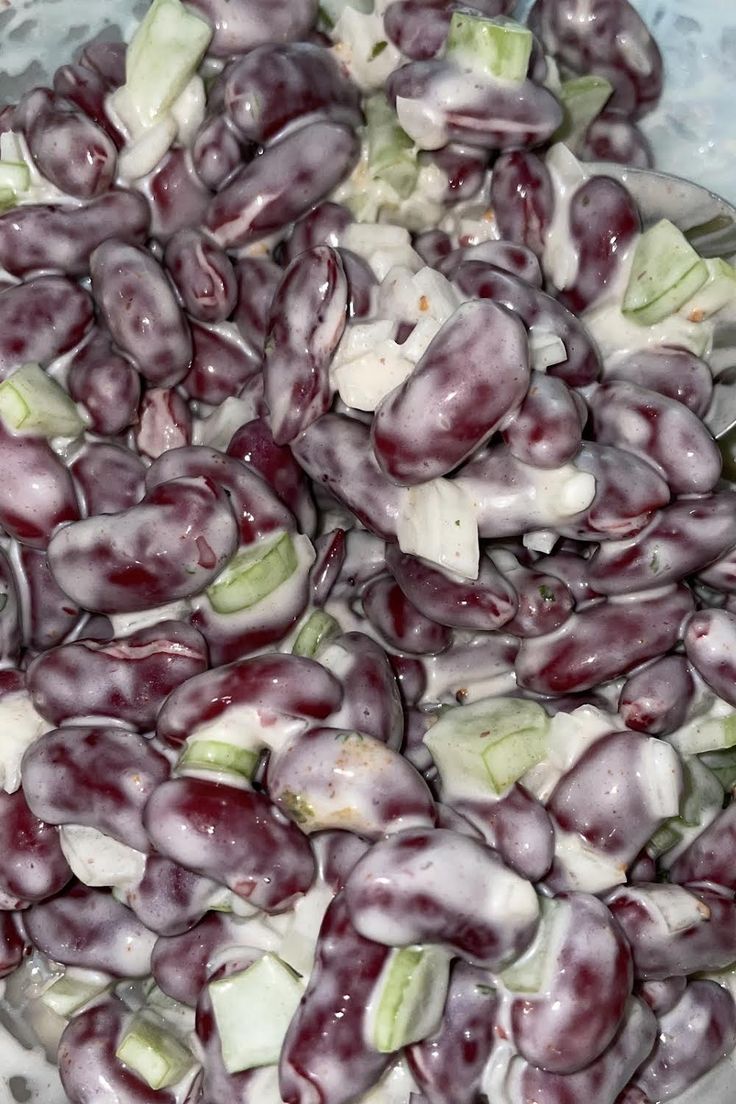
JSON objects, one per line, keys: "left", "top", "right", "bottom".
{"left": 455, "top": 519, "right": 461, "bottom": 527}
{"left": 475, "top": 984, "right": 495, "bottom": 996}
{"left": 279, "top": 789, "right": 315, "bottom": 826}
{"left": 538, "top": 584, "right": 555, "bottom": 602}
{"left": 650, "top": 550, "right": 660, "bottom": 573}
{"left": 369, "top": 40, "right": 388, "bottom": 60}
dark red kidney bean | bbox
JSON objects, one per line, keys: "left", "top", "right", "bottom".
{"left": 187, "top": 0, "right": 317, "bottom": 56}
{"left": 535, "top": 549, "right": 596, "bottom": 605}
{"left": 293, "top": 413, "right": 405, "bottom": 541}
{"left": 455, "top": 785, "right": 554, "bottom": 882}
{"left": 507, "top": 998, "right": 657, "bottom": 1104}
{"left": 156, "top": 652, "right": 342, "bottom": 748}
{"left": 559, "top": 177, "right": 640, "bottom": 313}
{"left": 0, "top": 275, "right": 93, "bottom": 378}
{"left": 426, "top": 143, "right": 488, "bottom": 201}
{"left": 90, "top": 240, "right": 193, "bottom": 388}
{"left": 503, "top": 372, "right": 584, "bottom": 469}
{"left": 638, "top": 977, "right": 688, "bottom": 1017}
{"left": 615, "top": 1086, "right": 649, "bottom": 1104}
{"left": 59, "top": 999, "right": 175, "bottom": 1104}
{"left": 71, "top": 443, "right": 146, "bottom": 517}
{"left": 670, "top": 801, "right": 736, "bottom": 894}
{"left": 699, "top": 546, "right": 736, "bottom": 593}
{"left": 232, "top": 257, "right": 282, "bottom": 353}
{"left": 0, "top": 789, "right": 71, "bottom": 907}
{"left": 280, "top": 201, "right": 353, "bottom": 265}
{"left": 439, "top": 240, "right": 543, "bottom": 287}
{"left": 322, "top": 631, "right": 404, "bottom": 749}
{"left": 48, "top": 476, "right": 238, "bottom": 614}
{"left": 385, "top": 544, "right": 517, "bottom": 632}
{"left": 124, "top": 854, "right": 221, "bottom": 938}
{"left": 362, "top": 575, "right": 453, "bottom": 656}
{"left": 139, "top": 146, "right": 212, "bottom": 241}
{"left": 17, "top": 546, "right": 81, "bottom": 653}
{"left": 636, "top": 981, "right": 736, "bottom": 1103}
{"left": 383, "top": 0, "right": 456, "bottom": 61}
{"left": 22, "top": 726, "right": 170, "bottom": 852}
{"left": 192, "top": 112, "right": 248, "bottom": 192}
{"left": 310, "top": 530, "right": 346, "bottom": 607}
{"left": 28, "top": 621, "right": 208, "bottom": 731}
{"left": 0, "top": 911, "right": 24, "bottom": 977}
{"left": 386, "top": 62, "right": 563, "bottom": 151}
{"left": 490, "top": 150, "right": 554, "bottom": 257}
{"left": 415, "top": 229, "right": 454, "bottom": 269}
{"left": 152, "top": 911, "right": 250, "bottom": 1006}
{"left": 580, "top": 110, "right": 654, "bottom": 168}
{"left": 516, "top": 586, "right": 694, "bottom": 695}
{"left": 502, "top": 563, "right": 574, "bottom": 639}
{"left": 195, "top": 954, "right": 268, "bottom": 1104}
{"left": 15, "top": 87, "right": 117, "bottom": 198}
{"left": 67, "top": 328, "right": 141, "bottom": 436}
{"left": 0, "top": 548, "right": 21, "bottom": 666}
{"left": 587, "top": 493, "right": 736, "bottom": 595}
{"left": 79, "top": 39, "right": 126, "bottom": 86}
{"left": 135, "top": 387, "right": 192, "bottom": 460}
{"left": 144, "top": 777, "right": 316, "bottom": 911}
{"left": 224, "top": 43, "right": 361, "bottom": 144}
{"left": 0, "top": 191, "right": 149, "bottom": 279}
{"left": 164, "top": 229, "right": 237, "bottom": 324}
{"left": 684, "top": 609, "right": 736, "bottom": 707}
{"left": 26, "top": 884, "right": 157, "bottom": 976}
{"left": 264, "top": 245, "right": 347, "bottom": 446}
{"left": 227, "top": 418, "right": 316, "bottom": 537}
{"left": 619, "top": 655, "right": 694, "bottom": 737}
{"left": 454, "top": 261, "right": 601, "bottom": 387}
{"left": 406, "top": 964, "right": 497, "bottom": 1104}
{"left": 345, "top": 828, "right": 539, "bottom": 967}
{"left": 591, "top": 379, "right": 721, "bottom": 495}
{"left": 605, "top": 348, "right": 713, "bottom": 418}
{"left": 206, "top": 122, "right": 360, "bottom": 249}
{"left": 339, "top": 247, "right": 378, "bottom": 320}
{"left": 181, "top": 321, "right": 260, "bottom": 406}
{"left": 145, "top": 445, "right": 293, "bottom": 545}
{"left": 372, "top": 300, "right": 529, "bottom": 484}
{"left": 607, "top": 885, "right": 736, "bottom": 979}
{"left": 279, "top": 893, "right": 392, "bottom": 1104}
{"left": 313, "top": 830, "right": 371, "bottom": 892}
{"left": 419, "top": 632, "right": 518, "bottom": 706}
{"left": 52, "top": 63, "right": 123, "bottom": 143}
{"left": 528, "top": 0, "right": 663, "bottom": 119}
{"left": 0, "top": 423, "right": 79, "bottom": 548}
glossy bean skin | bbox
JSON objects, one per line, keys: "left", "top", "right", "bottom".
{"left": 25, "top": 884, "right": 157, "bottom": 977}
{"left": 48, "top": 476, "right": 238, "bottom": 614}
{"left": 420, "top": 632, "right": 518, "bottom": 706}
{"left": 53, "top": 60, "right": 123, "bottom": 143}
{"left": 182, "top": 322, "right": 260, "bottom": 406}
{"left": 638, "top": 976, "right": 688, "bottom": 1017}
{"left": 79, "top": 39, "right": 126, "bottom": 86}
{"left": 151, "top": 911, "right": 253, "bottom": 1006}
{"left": 314, "top": 830, "right": 372, "bottom": 892}
{"left": 71, "top": 443, "right": 146, "bottom": 517}
{"left": 264, "top": 245, "right": 348, "bottom": 445}
{"left": 670, "top": 801, "right": 736, "bottom": 894}
{"left": 192, "top": 112, "right": 247, "bottom": 191}
{"left": 454, "top": 261, "right": 601, "bottom": 386}
{"left": 373, "top": 300, "right": 530, "bottom": 484}
{"left": 28, "top": 621, "right": 208, "bottom": 731}
{"left": 362, "top": 575, "right": 452, "bottom": 656}
{"left": 415, "top": 229, "right": 453, "bottom": 269}
{"left": 490, "top": 150, "right": 554, "bottom": 257}
{"left": 144, "top": 777, "right": 316, "bottom": 911}
{"left": 604, "top": 348, "right": 713, "bottom": 418}
{"left": 0, "top": 788, "right": 71, "bottom": 907}
{"left": 387, "top": 62, "right": 563, "bottom": 151}
{"left": 319, "top": 632, "right": 404, "bottom": 749}
{"left": 0, "top": 275, "right": 93, "bottom": 378}
{"left": 164, "top": 229, "right": 237, "bottom": 324}
{"left": 16, "top": 88, "right": 117, "bottom": 198}
{"left": 22, "top": 726, "right": 170, "bottom": 852}
{"left": 310, "top": 529, "right": 346, "bottom": 607}
{"left": 123, "top": 854, "right": 221, "bottom": 938}
{"left": 501, "top": 372, "right": 583, "bottom": 469}
{"left": 590, "top": 380, "right": 722, "bottom": 495}
{"left": 684, "top": 609, "right": 736, "bottom": 707}
{"left": 228, "top": 418, "right": 317, "bottom": 537}
{"left": 439, "top": 240, "right": 543, "bottom": 288}
{"left": 232, "top": 257, "right": 282, "bottom": 353}
{"left": 140, "top": 147, "right": 211, "bottom": 241}
{"left": 0, "top": 423, "right": 79, "bottom": 548}
{"left": 136, "top": 388, "right": 192, "bottom": 460}
{"left": 187, "top": 0, "right": 317, "bottom": 57}
{"left": 0, "top": 191, "right": 149, "bottom": 278}
{"left": 580, "top": 111, "right": 654, "bottom": 168}
{"left": 501, "top": 560, "right": 575, "bottom": 639}
{"left": 406, "top": 961, "right": 497, "bottom": 1104}
{"left": 455, "top": 785, "right": 554, "bottom": 883}
{"left": 635, "top": 981, "right": 736, "bottom": 1102}
{"left": 345, "top": 828, "right": 539, "bottom": 968}
{"left": 516, "top": 586, "right": 694, "bottom": 695}
{"left": 0, "top": 548, "right": 21, "bottom": 666}
{"left": 528, "top": 0, "right": 663, "bottom": 118}
{"left": 559, "top": 177, "right": 640, "bottom": 313}
{"left": 224, "top": 43, "right": 361, "bottom": 144}
{"left": 618, "top": 655, "right": 694, "bottom": 736}
{"left": 424, "top": 143, "right": 488, "bottom": 203}
{"left": 0, "top": 912, "right": 25, "bottom": 978}
{"left": 90, "top": 241, "right": 193, "bottom": 388}
{"left": 17, "top": 546, "right": 81, "bottom": 654}
{"left": 534, "top": 549, "right": 597, "bottom": 606}
{"left": 607, "top": 885, "right": 736, "bottom": 978}
{"left": 384, "top": 0, "right": 513, "bottom": 61}
{"left": 205, "top": 122, "right": 360, "bottom": 249}
{"left": 67, "top": 329, "right": 141, "bottom": 436}
{"left": 280, "top": 200, "right": 351, "bottom": 262}
{"left": 385, "top": 544, "right": 517, "bottom": 632}
{"left": 279, "top": 893, "right": 392, "bottom": 1104}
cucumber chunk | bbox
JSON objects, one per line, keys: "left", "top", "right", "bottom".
{"left": 206, "top": 532, "right": 297, "bottom": 615}
{"left": 446, "top": 12, "right": 533, "bottom": 83}
{"left": 680, "top": 257, "right": 736, "bottom": 321}
{"left": 365, "top": 94, "right": 418, "bottom": 200}
{"left": 0, "top": 362, "right": 84, "bottom": 438}
{"left": 292, "top": 610, "right": 341, "bottom": 658}
{"left": 209, "top": 954, "right": 303, "bottom": 1073}
{"left": 554, "top": 75, "right": 614, "bottom": 145}
{"left": 176, "top": 739, "right": 259, "bottom": 782}
{"left": 623, "top": 219, "right": 708, "bottom": 326}
{"left": 116, "top": 1014, "right": 194, "bottom": 1090}
{"left": 369, "top": 945, "right": 450, "bottom": 1054}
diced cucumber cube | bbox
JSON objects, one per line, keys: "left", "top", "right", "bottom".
{"left": 41, "top": 972, "right": 109, "bottom": 1018}
{"left": 369, "top": 945, "right": 450, "bottom": 1054}
{"left": 670, "top": 710, "right": 736, "bottom": 755}
{"left": 499, "top": 897, "right": 561, "bottom": 994}
{"left": 365, "top": 95, "right": 418, "bottom": 200}
{"left": 554, "top": 75, "right": 613, "bottom": 145}
{"left": 116, "top": 1013, "right": 194, "bottom": 1090}
{"left": 446, "top": 13, "right": 532, "bottom": 83}
{"left": 680, "top": 257, "right": 736, "bottom": 321}
{"left": 209, "top": 954, "right": 303, "bottom": 1073}
{"left": 0, "top": 160, "right": 31, "bottom": 196}
{"left": 292, "top": 610, "right": 341, "bottom": 658}
{"left": 0, "top": 188, "right": 15, "bottom": 212}
{"left": 176, "top": 739, "right": 259, "bottom": 781}
{"left": 319, "top": 0, "right": 371, "bottom": 28}
{"left": 0, "top": 362, "right": 84, "bottom": 438}
{"left": 623, "top": 220, "right": 709, "bottom": 327}
{"left": 206, "top": 532, "right": 297, "bottom": 615}
{"left": 700, "top": 746, "right": 736, "bottom": 791}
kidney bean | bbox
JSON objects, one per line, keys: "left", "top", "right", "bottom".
{"left": 605, "top": 348, "right": 713, "bottom": 418}
{"left": 454, "top": 261, "right": 601, "bottom": 386}
{"left": 361, "top": 575, "right": 452, "bottom": 656}
{"left": 345, "top": 828, "right": 539, "bottom": 967}
{"left": 490, "top": 150, "right": 554, "bottom": 257}
{"left": 580, "top": 111, "right": 654, "bottom": 168}
{"left": 618, "top": 655, "right": 694, "bottom": 737}
{"left": 79, "top": 39, "right": 126, "bottom": 86}
{"left": 440, "top": 240, "right": 543, "bottom": 288}
{"left": 383, "top": 0, "right": 454, "bottom": 61}
{"left": 421, "top": 632, "right": 519, "bottom": 706}
{"left": 17, "top": 546, "right": 80, "bottom": 652}
{"left": 140, "top": 146, "right": 212, "bottom": 241}
{"left": 0, "top": 548, "right": 21, "bottom": 666}
{"left": 559, "top": 177, "right": 640, "bottom": 313}
{"left": 535, "top": 549, "right": 596, "bottom": 605}
{"left": 187, "top": 0, "right": 317, "bottom": 56}
{"left": 124, "top": 854, "right": 221, "bottom": 938}
{"left": 698, "top": 544, "right": 736, "bottom": 593}
{"left": 425, "top": 142, "right": 489, "bottom": 202}
{"left": 232, "top": 257, "right": 283, "bottom": 353}
{"left": 25, "top": 884, "right": 157, "bottom": 977}
{"left": 144, "top": 777, "right": 316, "bottom": 911}
{"left": 264, "top": 245, "right": 347, "bottom": 445}
{"left": 152, "top": 911, "right": 253, "bottom": 1006}
{"left": 192, "top": 112, "right": 248, "bottom": 191}
{"left": 0, "top": 912, "right": 24, "bottom": 978}
{"left": 16, "top": 88, "right": 117, "bottom": 198}
{"left": 313, "top": 830, "right": 372, "bottom": 893}
{"left": 373, "top": 300, "right": 530, "bottom": 484}
{"left": 498, "top": 556, "right": 575, "bottom": 639}
{"left": 135, "top": 387, "right": 192, "bottom": 460}
{"left": 500, "top": 371, "right": 586, "bottom": 471}
{"left": 205, "top": 122, "right": 360, "bottom": 249}
{"left": 71, "top": 443, "right": 146, "bottom": 517}
{"left": 22, "top": 725, "right": 169, "bottom": 852}
{"left": 320, "top": 631, "right": 405, "bottom": 749}
{"left": 0, "top": 275, "right": 93, "bottom": 378}
{"left": 607, "top": 885, "right": 736, "bottom": 979}
{"left": 684, "top": 609, "right": 736, "bottom": 707}
{"left": 670, "top": 801, "right": 736, "bottom": 894}
{"left": 0, "top": 423, "right": 79, "bottom": 548}
{"left": 182, "top": 322, "right": 261, "bottom": 407}
{"left": 90, "top": 240, "right": 193, "bottom": 388}
{"left": 67, "top": 329, "right": 141, "bottom": 436}
{"left": 455, "top": 785, "right": 554, "bottom": 882}
{"left": 48, "top": 476, "right": 238, "bottom": 614}
{"left": 228, "top": 418, "right": 317, "bottom": 537}
{"left": 638, "top": 976, "right": 688, "bottom": 1017}
{"left": 52, "top": 62, "right": 123, "bottom": 143}
{"left": 0, "top": 788, "right": 71, "bottom": 907}
{"left": 415, "top": 229, "right": 454, "bottom": 269}
{"left": 163, "top": 229, "right": 237, "bottom": 324}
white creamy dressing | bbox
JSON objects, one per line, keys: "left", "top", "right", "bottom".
{"left": 542, "top": 143, "right": 589, "bottom": 290}
{"left": 0, "top": 690, "right": 51, "bottom": 795}
{"left": 58, "top": 825, "right": 147, "bottom": 891}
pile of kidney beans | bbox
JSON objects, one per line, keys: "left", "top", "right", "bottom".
{"left": 1, "top": 0, "right": 736, "bottom": 1102}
